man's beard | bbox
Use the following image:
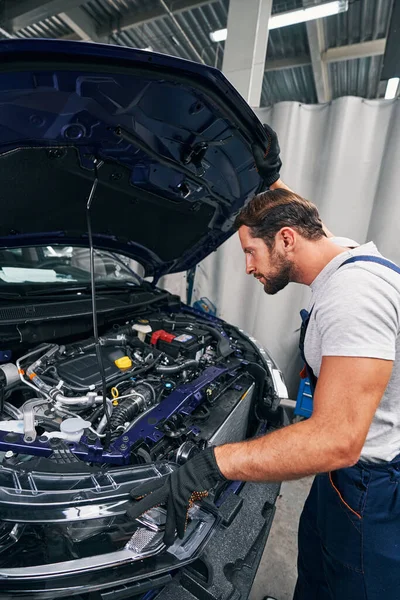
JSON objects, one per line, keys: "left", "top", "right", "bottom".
{"left": 256, "top": 250, "right": 293, "bottom": 295}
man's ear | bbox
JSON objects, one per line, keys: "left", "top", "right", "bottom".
{"left": 277, "top": 227, "right": 296, "bottom": 250}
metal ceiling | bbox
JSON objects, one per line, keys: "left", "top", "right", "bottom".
{"left": 14, "top": 15, "right": 73, "bottom": 39}
{"left": 0, "top": 0, "right": 394, "bottom": 106}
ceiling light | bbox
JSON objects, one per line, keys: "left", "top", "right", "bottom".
{"left": 385, "top": 77, "right": 399, "bottom": 100}
{"left": 209, "top": 1, "right": 348, "bottom": 42}
{"left": 269, "top": 0, "right": 348, "bottom": 30}
{"left": 209, "top": 28, "right": 227, "bottom": 43}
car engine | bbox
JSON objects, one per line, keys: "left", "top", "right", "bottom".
{"left": 0, "top": 311, "right": 276, "bottom": 467}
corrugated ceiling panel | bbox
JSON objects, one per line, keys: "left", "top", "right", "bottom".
{"left": 330, "top": 55, "right": 384, "bottom": 100}
{"left": 109, "top": 0, "right": 228, "bottom": 67}
{"left": 7, "top": 0, "right": 395, "bottom": 105}
{"left": 262, "top": 65, "right": 317, "bottom": 105}
{"left": 325, "top": 0, "right": 393, "bottom": 47}
{"left": 84, "top": 0, "right": 146, "bottom": 27}
{"left": 267, "top": 23, "right": 309, "bottom": 60}
{"left": 324, "top": 0, "right": 392, "bottom": 102}
{"left": 14, "top": 15, "right": 73, "bottom": 39}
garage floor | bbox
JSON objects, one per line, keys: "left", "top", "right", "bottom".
{"left": 249, "top": 477, "right": 313, "bottom": 600}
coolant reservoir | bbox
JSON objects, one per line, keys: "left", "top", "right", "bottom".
{"left": 133, "top": 323, "right": 152, "bottom": 342}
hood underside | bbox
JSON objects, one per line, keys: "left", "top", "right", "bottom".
{"left": 0, "top": 39, "right": 268, "bottom": 278}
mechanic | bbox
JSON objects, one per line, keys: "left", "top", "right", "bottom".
{"left": 127, "top": 126, "right": 400, "bottom": 600}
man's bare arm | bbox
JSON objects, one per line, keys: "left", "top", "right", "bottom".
{"left": 269, "top": 178, "right": 334, "bottom": 238}
{"left": 214, "top": 356, "right": 392, "bottom": 481}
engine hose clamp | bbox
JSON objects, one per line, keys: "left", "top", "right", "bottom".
{"left": 49, "top": 388, "right": 60, "bottom": 400}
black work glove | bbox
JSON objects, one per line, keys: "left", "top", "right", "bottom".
{"left": 252, "top": 123, "right": 282, "bottom": 187}
{"left": 126, "top": 447, "right": 227, "bottom": 546}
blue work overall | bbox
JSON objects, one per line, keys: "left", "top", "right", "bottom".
{"left": 293, "top": 256, "right": 400, "bottom": 600}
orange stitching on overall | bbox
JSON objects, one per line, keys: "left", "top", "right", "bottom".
{"left": 329, "top": 472, "right": 361, "bottom": 519}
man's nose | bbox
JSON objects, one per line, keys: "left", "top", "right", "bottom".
{"left": 245, "top": 257, "right": 255, "bottom": 275}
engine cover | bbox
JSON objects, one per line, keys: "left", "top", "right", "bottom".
{"left": 57, "top": 353, "right": 121, "bottom": 388}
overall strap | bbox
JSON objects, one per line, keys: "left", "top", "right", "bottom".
{"left": 299, "top": 254, "right": 400, "bottom": 395}
{"left": 299, "top": 308, "right": 318, "bottom": 393}
{"left": 340, "top": 255, "right": 400, "bottom": 275}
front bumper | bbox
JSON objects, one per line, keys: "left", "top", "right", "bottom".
{"left": 0, "top": 477, "right": 280, "bottom": 600}
{"left": 156, "top": 479, "right": 280, "bottom": 600}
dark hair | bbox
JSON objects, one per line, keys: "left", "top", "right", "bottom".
{"left": 234, "top": 188, "right": 326, "bottom": 248}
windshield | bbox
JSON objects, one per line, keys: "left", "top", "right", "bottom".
{"left": 0, "top": 246, "right": 142, "bottom": 289}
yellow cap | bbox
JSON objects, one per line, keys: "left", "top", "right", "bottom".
{"left": 115, "top": 356, "right": 133, "bottom": 370}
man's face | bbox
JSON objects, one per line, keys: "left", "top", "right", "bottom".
{"left": 238, "top": 225, "right": 293, "bottom": 295}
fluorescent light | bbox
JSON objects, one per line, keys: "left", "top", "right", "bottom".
{"left": 385, "top": 77, "right": 399, "bottom": 100}
{"left": 209, "top": 28, "right": 227, "bottom": 43}
{"left": 209, "top": 1, "right": 348, "bottom": 42}
{"left": 269, "top": 0, "right": 348, "bottom": 29}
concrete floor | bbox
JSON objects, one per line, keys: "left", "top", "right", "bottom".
{"left": 249, "top": 477, "right": 313, "bottom": 600}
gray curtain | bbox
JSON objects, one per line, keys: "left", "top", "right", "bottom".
{"left": 188, "top": 96, "right": 400, "bottom": 397}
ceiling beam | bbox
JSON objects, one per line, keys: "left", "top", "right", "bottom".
{"left": 96, "top": 0, "right": 215, "bottom": 37}
{"left": 323, "top": 38, "right": 387, "bottom": 63}
{"left": 264, "top": 40, "right": 387, "bottom": 74}
{"left": 306, "top": 16, "right": 331, "bottom": 103}
{"left": 0, "top": 0, "right": 87, "bottom": 32}
{"left": 59, "top": 7, "right": 104, "bottom": 42}
{"left": 265, "top": 56, "right": 311, "bottom": 71}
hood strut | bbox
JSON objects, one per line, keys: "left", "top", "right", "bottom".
{"left": 86, "top": 159, "right": 112, "bottom": 447}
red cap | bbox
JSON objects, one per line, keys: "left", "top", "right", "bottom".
{"left": 150, "top": 329, "right": 176, "bottom": 346}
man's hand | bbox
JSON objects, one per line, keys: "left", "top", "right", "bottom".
{"left": 253, "top": 123, "right": 282, "bottom": 187}
{"left": 126, "top": 446, "right": 227, "bottom": 546}
{"left": 253, "top": 125, "right": 335, "bottom": 236}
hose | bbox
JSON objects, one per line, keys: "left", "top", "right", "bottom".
{"left": 90, "top": 404, "right": 105, "bottom": 426}
{"left": 129, "top": 353, "right": 164, "bottom": 377}
{"left": 155, "top": 359, "right": 198, "bottom": 374}
{"left": 36, "top": 416, "right": 60, "bottom": 432}
{"left": 133, "top": 380, "right": 156, "bottom": 403}
{"left": 52, "top": 391, "right": 104, "bottom": 409}
{"left": 96, "top": 399, "right": 114, "bottom": 434}
{"left": 2, "top": 401, "right": 23, "bottom": 420}
{"left": 110, "top": 397, "right": 141, "bottom": 441}
{"left": 16, "top": 345, "right": 54, "bottom": 401}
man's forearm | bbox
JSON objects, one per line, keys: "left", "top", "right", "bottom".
{"left": 214, "top": 417, "right": 356, "bottom": 482}
{"left": 269, "top": 178, "right": 334, "bottom": 238}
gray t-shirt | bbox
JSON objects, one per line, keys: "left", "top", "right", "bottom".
{"left": 304, "top": 241, "right": 400, "bottom": 462}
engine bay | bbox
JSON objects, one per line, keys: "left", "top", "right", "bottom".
{"left": 0, "top": 310, "right": 275, "bottom": 468}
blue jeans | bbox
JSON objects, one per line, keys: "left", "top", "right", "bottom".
{"left": 293, "top": 455, "right": 400, "bottom": 599}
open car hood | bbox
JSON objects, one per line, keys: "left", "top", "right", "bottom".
{"left": 0, "top": 39, "right": 268, "bottom": 279}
